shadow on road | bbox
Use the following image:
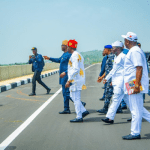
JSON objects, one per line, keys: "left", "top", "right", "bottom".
{"left": 144, "top": 106, "right": 150, "bottom": 111}
{"left": 83, "top": 117, "right": 104, "bottom": 122}
{"left": 142, "top": 133, "right": 150, "bottom": 139}
{"left": 5, "top": 146, "right": 17, "bottom": 150}
{"left": 121, "top": 110, "right": 130, "bottom": 114}
{"left": 87, "top": 109, "right": 98, "bottom": 114}
{"left": 37, "top": 93, "right": 56, "bottom": 96}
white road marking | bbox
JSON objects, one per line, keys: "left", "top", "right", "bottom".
{"left": 0, "top": 64, "right": 95, "bottom": 150}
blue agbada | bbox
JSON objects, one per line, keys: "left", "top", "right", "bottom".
{"left": 50, "top": 52, "right": 71, "bottom": 85}
{"left": 29, "top": 53, "right": 44, "bottom": 72}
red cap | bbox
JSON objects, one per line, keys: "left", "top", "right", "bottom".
{"left": 68, "top": 39, "right": 78, "bottom": 48}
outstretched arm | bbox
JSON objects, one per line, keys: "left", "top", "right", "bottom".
{"left": 43, "top": 56, "right": 61, "bottom": 63}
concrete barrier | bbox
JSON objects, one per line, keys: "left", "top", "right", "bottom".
{"left": 0, "top": 63, "right": 59, "bottom": 81}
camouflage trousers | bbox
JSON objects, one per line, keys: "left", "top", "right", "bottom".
{"left": 104, "top": 80, "right": 113, "bottom": 105}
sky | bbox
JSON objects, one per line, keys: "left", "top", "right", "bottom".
{"left": 0, "top": 0, "right": 150, "bottom": 64}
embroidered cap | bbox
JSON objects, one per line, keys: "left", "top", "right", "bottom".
{"left": 68, "top": 39, "right": 78, "bottom": 48}
{"left": 121, "top": 32, "right": 138, "bottom": 42}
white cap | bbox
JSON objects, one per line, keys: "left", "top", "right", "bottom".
{"left": 121, "top": 32, "right": 138, "bottom": 42}
{"left": 120, "top": 41, "right": 124, "bottom": 47}
{"left": 112, "top": 41, "right": 123, "bottom": 47}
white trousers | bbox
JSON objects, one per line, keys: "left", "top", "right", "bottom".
{"left": 106, "top": 89, "right": 124, "bottom": 120}
{"left": 70, "top": 90, "right": 86, "bottom": 119}
{"left": 106, "top": 91, "right": 150, "bottom": 135}
{"left": 129, "top": 93, "right": 150, "bottom": 136}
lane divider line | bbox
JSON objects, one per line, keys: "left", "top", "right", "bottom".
{"left": 0, "top": 64, "right": 96, "bottom": 150}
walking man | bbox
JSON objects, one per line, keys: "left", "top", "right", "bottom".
{"left": 98, "top": 48, "right": 108, "bottom": 101}
{"left": 43, "top": 40, "right": 86, "bottom": 114}
{"left": 122, "top": 32, "right": 150, "bottom": 140}
{"left": 65, "top": 39, "right": 89, "bottom": 122}
{"left": 97, "top": 45, "right": 116, "bottom": 114}
{"left": 101, "top": 41, "right": 127, "bottom": 124}
{"left": 29, "top": 47, "right": 51, "bottom": 96}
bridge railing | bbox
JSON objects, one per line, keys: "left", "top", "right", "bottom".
{"left": 0, "top": 63, "right": 59, "bottom": 81}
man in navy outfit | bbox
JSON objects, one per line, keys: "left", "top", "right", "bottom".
{"left": 44, "top": 40, "right": 86, "bottom": 114}
{"left": 98, "top": 48, "right": 108, "bottom": 101}
{"left": 29, "top": 47, "right": 51, "bottom": 96}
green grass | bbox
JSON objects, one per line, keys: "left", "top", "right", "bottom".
{"left": 80, "top": 50, "right": 103, "bottom": 64}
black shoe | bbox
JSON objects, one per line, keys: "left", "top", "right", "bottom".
{"left": 102, "top": 87, "right": 105, "bottom": 89}
{"left": 121, "top": 106, "right": 127, "bottom": 109}
{"left": 70, "top": 118, "right": 83, "bottom": 123}
{"left": 47, "top": 88, "right": 51, "bottom": 94}
{"left": 116, "top": 109, "right": 123, "bottom": 113}
{"left": 82, "top": 102, "right": 86, "bottom": 107}
{"left": 29, "top": 93, "right": 36, "bottom": 96}
{"left": 122, "top": 134, "right": 141, "bottom": 140}
{"left": 99, "top": 97, "right": 105, "bottom": 101}
{"left": 101, "top": 118, "right": 114, "bottom": 124}
{"left": 82, "top": 111, "right": 89, "bottom": 118}
{"left": 97, "top": 103, "right": 108, "bottom": 114}
{"left": 127, "top": 118, "right": 132, "bottom": 122}
{"left": 97, "top": 108, "right": 108, "bottom": 114}
{"left": 59, "top": 110, "right": 71, "bottom": 114}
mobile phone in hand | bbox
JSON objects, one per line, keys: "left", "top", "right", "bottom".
{"left": 32, "top": 55, "right": 35, "bottom": 59}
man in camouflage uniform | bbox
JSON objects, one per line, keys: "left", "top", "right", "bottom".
{"left": 97, "top": 45, "right": 115, "bottom": 114}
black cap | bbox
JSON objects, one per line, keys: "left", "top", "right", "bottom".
{"left": 31, "top": 47, "right": 37, "bottom": 50}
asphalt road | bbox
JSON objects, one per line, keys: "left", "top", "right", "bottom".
{"left": 0, "top": 64, "right": 150, "bottom": 150}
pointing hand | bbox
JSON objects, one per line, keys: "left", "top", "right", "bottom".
{"left": 43, "top": 56, "right": 50, "bottom": 60}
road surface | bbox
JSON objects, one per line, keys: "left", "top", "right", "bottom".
{"left": 0, "top": 64, "right": 150, "bottom": 150}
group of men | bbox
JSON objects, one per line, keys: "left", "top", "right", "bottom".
{"left": 97, "top": 32, "right": 150, "bottom": 140}
{"left": 29, "top": 39, "right": 89, "bottom": 123}
{"left": 28, "top": 32, "right": 150, "bottom": 140}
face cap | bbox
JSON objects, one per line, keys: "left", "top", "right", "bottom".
{"left": 31, "top": 47, "right": 37, "bottom": 50}
{"left": 112, "top": 41, "right": 123, "bottom": 47}
{"left": 121, "top": 32, "right": 138, "bottom": 42}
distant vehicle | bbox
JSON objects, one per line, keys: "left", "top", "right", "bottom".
{"left": 145, "top": 52, "right": 150, "bottom": 83}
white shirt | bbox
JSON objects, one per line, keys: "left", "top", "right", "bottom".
{"left": 105, "top": 52, "right": 126, "bottom": 93}
{"left": 68, "top": 51, "right": 86, "bottom": 91}
{"left": 124, "top": 46, "right": 149, "bottom": 94}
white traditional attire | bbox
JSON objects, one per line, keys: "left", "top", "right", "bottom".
{"left": 105, "top": 41, "right": 150, "bottom": 127}
{"left": 68, "top": 51, "right": 86, "bottom": 119}
{"left": 124, "top": 45, "right": 150, "bottom": 136}
{"left": 105, "top": 48, "right": 127, "bottom": 120}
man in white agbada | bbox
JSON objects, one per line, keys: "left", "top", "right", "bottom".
{"left": 121, "top": 32, "right": 150, "bottom": 140}
{"left": 65, "top": 39, "right": 89, "bottom": 123}
{"left": 101, "top": 41, "right": 129, "bottom": 124}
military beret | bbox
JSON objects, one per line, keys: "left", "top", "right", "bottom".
{"left": 104, "top": 45, "right": 112, "bottom": 49}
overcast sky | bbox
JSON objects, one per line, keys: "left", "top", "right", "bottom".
{"left": 0, "top": 0, "right": 150, "bottom": 64}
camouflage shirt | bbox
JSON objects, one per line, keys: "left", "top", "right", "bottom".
{"left": 105, "top": 53, "right": 115, "bottom": 77}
